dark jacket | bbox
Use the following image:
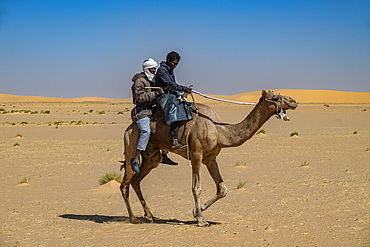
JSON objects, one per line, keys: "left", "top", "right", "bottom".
{"left": 154, "top": 61, "right": 188, "bottom": 96}
{"left": 131, "top": 72, "right": 157, "bottom": 122}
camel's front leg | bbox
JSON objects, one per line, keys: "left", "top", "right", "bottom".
{"left": 191, "top": 153, "right": 209, "bottom": 227}
{"left": 201, "top": 157, "right": 227, "bottom": 212}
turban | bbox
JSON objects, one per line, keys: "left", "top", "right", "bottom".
{"left": 142, "top": 58, "right": 157, "bottom": 82}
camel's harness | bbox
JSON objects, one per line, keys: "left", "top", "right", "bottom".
{"left": 144, "top": 87, "right": 289, "bottom": 166}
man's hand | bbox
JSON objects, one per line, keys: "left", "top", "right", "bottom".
{"left": 157, "top": 87, "right": 164, "bottom": 96}
{"left": 186, "top": 85, "right": 193, "bottom": 93}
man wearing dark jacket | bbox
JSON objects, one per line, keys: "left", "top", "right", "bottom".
{"left": 130, "top": 58, "right": 177, "bottom": 172}
{"left": 155, "top": 51, "right": 192, "bottom": 151}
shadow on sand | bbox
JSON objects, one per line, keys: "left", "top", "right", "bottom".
{"left": 59, "top": 214, "right": 220, "bottom": 226}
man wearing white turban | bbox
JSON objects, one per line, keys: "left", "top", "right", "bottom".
{"left": 129, "top": 58, "right": 177, "bottom": 173}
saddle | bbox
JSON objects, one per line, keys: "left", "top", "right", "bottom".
{"left": 158, "top": 90, "right": 194, "bottom": 125}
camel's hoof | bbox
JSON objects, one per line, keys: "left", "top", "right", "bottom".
{"left": 130, "top": 218, "right": 142, "bottom": 224}
{"left": 145, "top": 213, "right": 154, "bottom": 222}
{"left": 197, "top": 220, "right": 210, "bottom": 227}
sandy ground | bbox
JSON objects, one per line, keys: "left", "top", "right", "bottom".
{"left": 0, "top": 94, "right": 369, "bottom": 246}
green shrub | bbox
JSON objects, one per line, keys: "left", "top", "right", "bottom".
{"left": 290, "top": 132, "right": 299, "bottom": 137}
{"left": 257, "top": 129, "right": 266, "bottom": 135}
{"left": 236, "top": 180, "right": 247, "bottom": 189}
{"left": 99, "top": 172, "right": 123, "bottom": 185}
{"left": 19, "top": 177, "right": 29, "bottom": 184}
{"left": 300, "top": 161, "right": 309, "bottom": 167}
{"left": 13, "top": 143, "right": 20, "bottom": 147}
{"left": 235, "top": 161, "right": 246, "bottom": 166}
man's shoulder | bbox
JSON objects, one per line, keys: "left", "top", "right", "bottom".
{"left": 133, "top": 75, "right": 150, "bottom": 88}
{"left": 132, "top": 72, "right": 146, "bottom": 82}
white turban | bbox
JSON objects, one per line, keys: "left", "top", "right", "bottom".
{"left": 142, "top": 58, "right": 157, "bottom": 82}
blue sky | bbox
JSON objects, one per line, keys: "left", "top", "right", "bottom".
{"left": 0, "top": 0, "right": 369, "bottom": 99}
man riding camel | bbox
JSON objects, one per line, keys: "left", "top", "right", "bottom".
{"left": 154, "top": 51, "right": 193, "bottom": 152}
{"left": 129, "top": 58, "right": 178, "bottom": 173}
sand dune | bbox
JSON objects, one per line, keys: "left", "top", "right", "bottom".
{"left": 1, "top": 89, "right": 369, "bottom": 103}
{"left": 0, "top": 94, "right": 124, "bottom": 103}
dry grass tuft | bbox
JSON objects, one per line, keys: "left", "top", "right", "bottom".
{"left": 237, "top": 180, "right": 247, "bottom": 189}
{"left": 99, "top": 172, "right": 122, "bottom": 185}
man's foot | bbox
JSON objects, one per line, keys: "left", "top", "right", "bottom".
{"left": 173, "top": 145, "right": 187, "bottom": 154}
{"left": 171, "top": 138, "right": 187, "bottom": 153}
{"left": 130, "top": 158, "right": 140, "bottom": 173}
{"left": 161, "top": 153, "right": 178, "bottom": 165}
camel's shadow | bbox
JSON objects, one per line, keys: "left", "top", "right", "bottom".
{"left": 59, "top": 214, "right": 220, "bottom": 226}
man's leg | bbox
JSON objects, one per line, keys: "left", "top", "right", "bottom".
{"left": 170, "top": 121, "right": 187, "bottom": 152}
{"left": 131, "top": 117, "right": 151, "bottom": 172}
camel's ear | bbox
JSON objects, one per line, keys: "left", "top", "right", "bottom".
{"left": 262, "top": 90, "right": 267, "bottom": 97}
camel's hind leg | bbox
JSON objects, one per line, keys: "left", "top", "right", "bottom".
{"left": 200, "top": 156, "right": 227, "bottom": 212}
{"left": 131, "top": 147, "right": 162, "bottom": 221}
{"left": 119, "top": 165, "right": 142, "bottom": 224}
{"left": 120, "top": 123, "right": 142, "bottom": 224}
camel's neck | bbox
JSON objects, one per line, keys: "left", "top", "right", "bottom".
{"left": 217, "top": 98, "right": 273, "bottom": 148}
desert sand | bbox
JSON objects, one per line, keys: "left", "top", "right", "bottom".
{"left": 0, "top": 90, "right": 369, "bottom": 246}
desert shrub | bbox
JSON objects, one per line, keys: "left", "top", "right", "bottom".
{"left": 235, "top": 161, "right": 246, "bottom": 166}
{"left": 19, "top": 122, "right": 28, "bottom": 125}
{"left": 99, "top": 172, "right": 122, "bottom": 185}
{"left": 290, "top": 132, "right": 299, "bottom": 137}
{"left": 13, "top": 143, "right": 20, "bottom": 147}
{"left": 353, "top": 131, "right": 358, "bottom": 135}
{"left": 77, "top": 121, "right": 84, "bottom": 125}
{"left": 0, "top": 108, "right": 5, "bottom": 111}
{"left": 89, "top": 109, "right": 94, "bottom": 113}
{"left": 237, "top": 180, "right": 247, "bottom": 189}
{"left": 117, "top": 111, "right": 124, "bottom": 115}
{"left": 124, "top": 108, "right": 130, "bottom": 112}
{"left": 257, "top": 129, "right": 266, "bottom": 135}
{"left": 98, "top": 110, "right": 105, "bottom": 115}
{"left": 16, "top": 133, "right": 23, "bottom": 138}
{"left": 19, "top": 177, "right": 29, "bottom": 184}
{"left": 300, "top": 161, "right": 309, "bottom": 167}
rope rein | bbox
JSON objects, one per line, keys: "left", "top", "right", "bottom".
{"left": 191, "top": 90, "right": 257, "bottom": 106}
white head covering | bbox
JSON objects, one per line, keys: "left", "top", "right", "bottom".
{"left": 142, "top": 58, "right": 157, "bottom": 82}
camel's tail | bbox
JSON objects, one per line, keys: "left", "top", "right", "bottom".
{"left": 119, "top": 160, "right": 126, "bottom": 172}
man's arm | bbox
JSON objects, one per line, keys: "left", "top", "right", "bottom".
{"left": 133, "top": 79, "right": 157, "bottom": 103}
{"left": 156, "top": 66, "right": 188, "bottom": 92}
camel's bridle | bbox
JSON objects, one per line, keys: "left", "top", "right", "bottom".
{"left": 264, "top": 94, "right": 290, "bottom": 121}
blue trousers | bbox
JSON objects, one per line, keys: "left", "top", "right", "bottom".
{"left": 136, "top": 117, "right": 151, "bottom": 151}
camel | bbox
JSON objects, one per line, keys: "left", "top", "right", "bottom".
{"left": 120, "top": 90, "right": 297, "bottom": 227}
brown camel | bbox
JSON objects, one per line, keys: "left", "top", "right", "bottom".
{"left": 120, "top": 90, "right": 297, "bottom": 227}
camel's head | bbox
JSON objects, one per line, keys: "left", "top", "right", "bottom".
{"left": 261, "top": 90, "right": 298, "bottom": 119}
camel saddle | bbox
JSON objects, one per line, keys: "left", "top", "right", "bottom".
{"left": 158, "top": 90, "right": 194, "bottom": 125}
